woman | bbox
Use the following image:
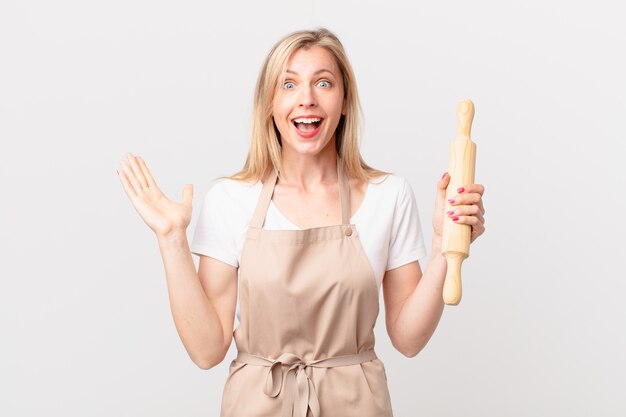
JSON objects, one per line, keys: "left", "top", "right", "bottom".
{"left": 117, "top": 28, "right": 485, "bottom": 417}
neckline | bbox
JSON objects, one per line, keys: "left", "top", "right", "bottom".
{"left": 269, "top": 182, "right": 369, "bottom": 230}
{"left": 249, "top": 156, "right": 351, "bottom": 230}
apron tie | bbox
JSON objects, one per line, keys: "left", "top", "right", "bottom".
{"left": 236, "top": 349, "right": 378, "bottom": 417}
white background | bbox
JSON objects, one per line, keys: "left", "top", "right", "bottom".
{"left": 1, "top": 0, "right": 624, "bottom": 416}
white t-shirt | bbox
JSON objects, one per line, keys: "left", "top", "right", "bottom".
{"left": 190, "top": 172, "right": 428, "bottom": 296}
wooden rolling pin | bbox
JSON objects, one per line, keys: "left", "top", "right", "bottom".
{"left": 442, "top": 99, "right": 477, "bottom": 305}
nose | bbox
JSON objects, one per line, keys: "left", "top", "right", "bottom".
{"left": 298, "top": 84, "right": 317, "bottom": 108}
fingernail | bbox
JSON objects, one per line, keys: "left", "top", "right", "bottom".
{"left": 457, "top": 187, "right": 465, "bottom": 193}
{"left": 448, "top": 199, "right": 455, "bottom": 204}
{"left": 452, "top": 216, "right": 459, "bottom": 221}
{"left": 116, "top": 170, "right": 119, "bottom": 175}
{"left": 447, "top": 210, "right": 454, "bottom": 215}
{"left": 441, "top": 172, "right": 447, "bottom": 179}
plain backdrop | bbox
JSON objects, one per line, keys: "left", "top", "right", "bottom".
{"left": 1, "top": 0, "right": 624, "bottom": 416}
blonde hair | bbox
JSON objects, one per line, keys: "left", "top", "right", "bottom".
{"left": 222, "top": 27, "right": 391, "bottom": 184}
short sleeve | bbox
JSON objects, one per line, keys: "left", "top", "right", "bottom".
{"left": 190, "top": 181, "right": 239, "bottom": 267}
{"left": 385, "top": 178, "right": 428, "bottom": 271}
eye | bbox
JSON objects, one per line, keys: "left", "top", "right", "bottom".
{"left": 318, "top": 80, "right": 331, "bottom": 88}
{"left": 283, "top": 81, "right": 295, "bottom": 90}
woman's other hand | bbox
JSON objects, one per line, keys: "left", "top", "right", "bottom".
{"left": 117, "top": 152, "right": 193, "bottom": 238}
{"left": 433, "top": 172, "right": 486, "bottom": 244}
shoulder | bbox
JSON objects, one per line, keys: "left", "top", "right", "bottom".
{"left": 205, "top": 177, "right": 260, "bottom": 202}
{"left": 199, "top": 177, "right": 262, "bottom": 220}
{"left": 367, "top": 173, "right": 413, "bottom": 201}
{"left": 367, "top": 174, "right": 420, "bottom": 225}
{"left": 350, "top": 173, "right": 415, "bottom": 224}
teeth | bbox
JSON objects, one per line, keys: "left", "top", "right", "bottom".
{"left": 293, "top": 117, "right": 321, "bottom": 124}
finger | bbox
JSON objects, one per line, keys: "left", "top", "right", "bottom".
{"left": 475, "top": 210, "right": 485, "bottom": 226}
{"left": 136, "top": 156, "right": 157, "bottom": 189}
{"left": 449, "top": 192, "right": 483, "bottom": 208}
{"left": 470, "top": 224, "right": 485, "bottom": 243}
{"left": 119, "top": 159, "right": 143, "bottom": 196}
{"left": 451, "top": 199, "right": 485, "bottom": 216}
{"left": 117, "top": 166, "right": 138, "bottom": 199}
{"left": 126, "top": 152, "right": 148, "bottom": 190}
{"left": 439, "top": 172, "right": 450, "bottom": 186}
{"left": 449, "top": 207, "right": 485, "bottom": 227}
{"left": 437, "top": 172, "right": 451, "bottom": 195}
{"left": 458, "top": 183, "right": 485, "bottom": 196}
{"left": 447, "top": 204, "right": 483, "bottom": 221}
{"left": 472, "top": 223, "right": 486, "bottom": 241}
{"left": 451, "top": 214, "right": 484, "bottom": 230}
{"left": 458, "top": 184, "right": 485, "bottom": 214}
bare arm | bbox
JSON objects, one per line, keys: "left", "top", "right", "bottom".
{"left": 382, "top": 174, "right": 486, "bottom": 357}
{"left": 382, "top": 235, "right": 446, "bottom": 357}
{"left": 116, "top": 152, "right": 238, "bottom": 370}
{"left": 157, "top": 229, "right": 238, "bottom": 369}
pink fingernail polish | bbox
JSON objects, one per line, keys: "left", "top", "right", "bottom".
{"left": 447, "top": 210, "right": 454, "bottom": 215}
{"left": 452, "top": 216, "right": 459, "bottom": 221}
{"left": 448, "top": 199, "right": 455, "bottom": 204}
{"left": 457, "top": 187, "right": 465, "bottom": 193}
{"left": 441, "top": 172, "right": 447, "bottom": 179}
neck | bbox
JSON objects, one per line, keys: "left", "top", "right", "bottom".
{"left": 279, "top": 145, "right": 339, "bottom": 192}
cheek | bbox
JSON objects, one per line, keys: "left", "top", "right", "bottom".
{"left": 272, "top": 100, "right": 292, "bottom": 122}
{"left": 273, "top": 115, "right": 291, "bottom": 133}
{"left": 326, "top": 93, "right": 345, "bottom": 115}
{"left": 271, "top": 109, "right": 291, "bottom": 136}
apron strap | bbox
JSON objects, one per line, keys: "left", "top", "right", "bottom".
{"left": 236, "top": 349, "right": 377, "bottom": 417}
{"left": 338, "top": 155, "right": 351, "bottom": 225}
{"left": 250, "top": 155, "right": 351, "bottom": 229}
{"left": 250, "top": 166, "right": 277, "bottom": 229}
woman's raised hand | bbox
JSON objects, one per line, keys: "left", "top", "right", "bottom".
{"left": 117, "top": 152, "right": 193, "bottom": 238}
{"left": 432, "top": 172, "right": 486, "bottom": 244}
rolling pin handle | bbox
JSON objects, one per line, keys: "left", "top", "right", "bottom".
{"left": 456, "top": 99, "right": 475, "bottom": 141}
{"left": 443, "top": 252, "right": 466, "bottom": 305}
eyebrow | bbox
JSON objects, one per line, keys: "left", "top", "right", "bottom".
{"left": 285, "top": 68, "right": 335, "bottom": 76}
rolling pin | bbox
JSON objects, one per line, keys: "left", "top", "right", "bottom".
{"left": 442, "top": 99, "right": 477, "bottom": 305}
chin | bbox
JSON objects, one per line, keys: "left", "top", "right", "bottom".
{"left": 290, "top": 141, "right": 336, "bottom": 157}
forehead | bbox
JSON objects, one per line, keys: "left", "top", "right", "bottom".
{"left": 285, "top": 45, "right": 340, "bottom": 76}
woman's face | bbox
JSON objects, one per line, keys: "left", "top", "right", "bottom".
{"left": 272, "top": 45, "right": 346, "bottom": 157}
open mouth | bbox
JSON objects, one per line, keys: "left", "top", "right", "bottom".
{"left": 292, "top": 118, "right": 324, "bottom": 133}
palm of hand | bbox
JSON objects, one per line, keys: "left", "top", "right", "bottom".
{"left": 135, "top": 187, "right": 191, "bottom": 237}
{"left": 117, "top": 153, "right": 193, "bottom": 238}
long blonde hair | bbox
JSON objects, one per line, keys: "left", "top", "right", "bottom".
{"left": 222, "top": 27, "right": 391, "bottom": 184}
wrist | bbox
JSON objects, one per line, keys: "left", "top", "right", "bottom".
{"left": 156, "top": 228, "right": 189, "bottom": 246}
{"left": 431, "top": 234, "right": 442, "bottom": 252}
